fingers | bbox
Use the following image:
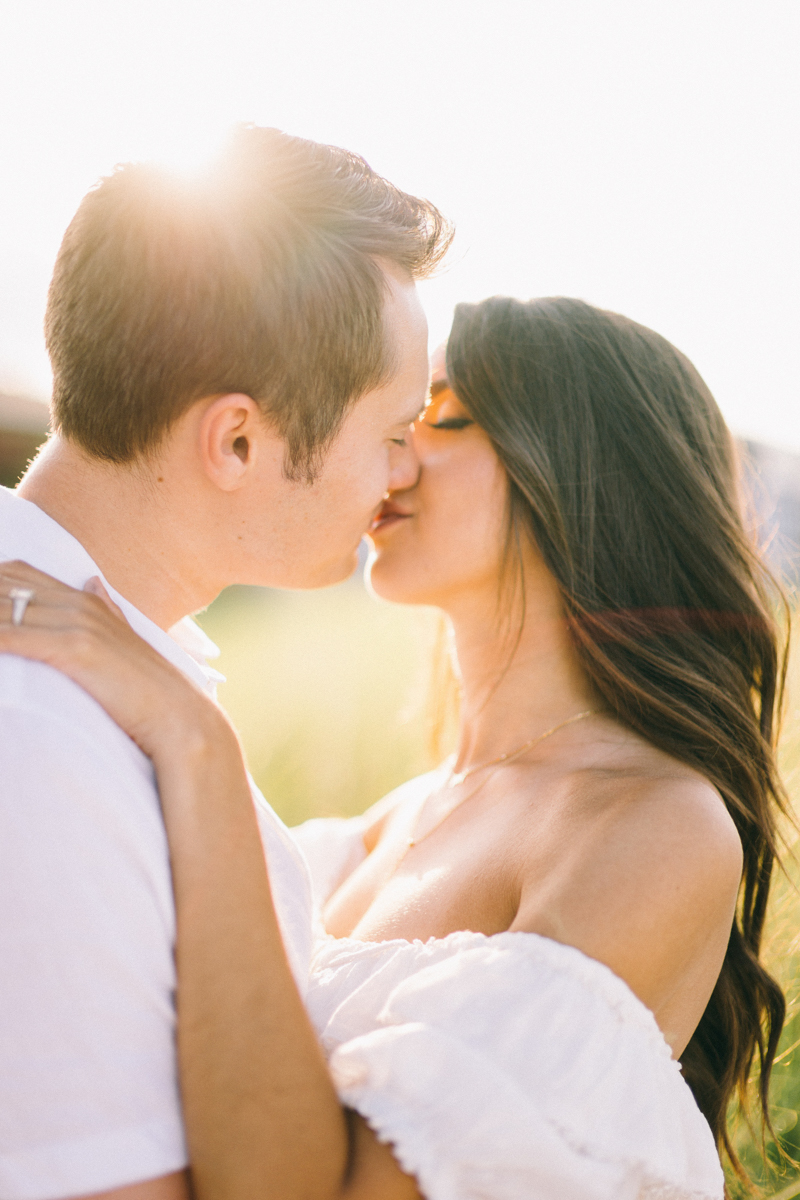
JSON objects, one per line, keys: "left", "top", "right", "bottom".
{"left": 0, "top": 562, "right": 113, "bottom": 610}
{"left": 0, "top": 560, "right": 67, "bottom": 589}
{"left": 0, "top": 573, "right": 64, "bottom": 604}
{"left": 0, "top": 562, "right": 129, "bottom": 629}
{"left": 0, "top": 596, "right": 164, "bottom": 686}
{"left": 0, "top": 596, "right": 92, "bottom": 629}
{"left": 84, "top": 576, "right": 128, "bottom": 623}
{"left": 0, "top": 583, "right": 165, "bottom": 672}
{"left": 0, "top": 621, "right": 91, "bottom": 672}
{"left": 0, "top": 569, "right": 82, "bottom": 610}
{"left": 0, "top": 568, "right": 115, "bottom": 626}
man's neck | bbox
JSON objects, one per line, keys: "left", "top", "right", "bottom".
{"left": 18, "top": 437, "right": 212, "bottom": 630}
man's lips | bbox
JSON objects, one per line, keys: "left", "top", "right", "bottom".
{"left": 369, "top": 501, "right": 412, "bottom": 533}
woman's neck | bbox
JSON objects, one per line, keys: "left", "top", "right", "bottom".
{"left": 444, "top": 573, "right": 597, "bottom": 773}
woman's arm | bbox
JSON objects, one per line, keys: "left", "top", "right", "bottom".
{"left": 0, "top": 563, "right": 421, "bottom": 1200}
{"left": 159, "top": 709, "right": 349, "bottom": 1199}
{"left": 159, "top": 714, "right": 420, "bottom": 1200}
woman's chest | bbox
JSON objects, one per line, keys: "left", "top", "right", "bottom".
{"left": 322, "top": 804, "right": 523, "bottom": 941}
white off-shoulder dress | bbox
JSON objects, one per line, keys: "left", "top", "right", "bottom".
{"left": 293, "top": 773, "right": 726, "bottom": 1200}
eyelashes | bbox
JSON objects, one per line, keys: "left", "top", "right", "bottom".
{"left": 428, "top": 418, "right": 475, "bottom": 431}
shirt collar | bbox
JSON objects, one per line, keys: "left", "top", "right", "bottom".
{"left": 0, "top": 486, "right": 224, "bottom": 695}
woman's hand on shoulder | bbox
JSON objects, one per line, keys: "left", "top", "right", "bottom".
{"left": 511, "top": 770, "right": 743, "bottom": 1054}
{"left": 0, "top": 560, "right": 230, "bottom": 766}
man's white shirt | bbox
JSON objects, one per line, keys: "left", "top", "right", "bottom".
{"left": 0, "top": 486, "right": 314, "bottom": 1200}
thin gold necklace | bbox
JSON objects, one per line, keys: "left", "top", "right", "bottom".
{"left": 445, "top": 709, "right": 598, "bottom": 788}
{"left": 405, "top": 708, "right": 597, "bottom": 852}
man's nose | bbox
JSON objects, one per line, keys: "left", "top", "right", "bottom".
{"left": 388, "top": 435, "right": 420, "bottom": 492}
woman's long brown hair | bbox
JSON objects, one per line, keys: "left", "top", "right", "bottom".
{"left": 445, "top": 296, "right": 790, "bottom": 1171}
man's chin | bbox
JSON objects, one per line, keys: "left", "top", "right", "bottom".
{"left": 315, "top": 550, "right": 361, "bottom": 589}
{"left": 255, "top": 548, "right": 361, "bottom": 592}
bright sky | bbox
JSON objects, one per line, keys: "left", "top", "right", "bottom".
{"left": 1, "top": 0, "right": 798, "bottom": 448}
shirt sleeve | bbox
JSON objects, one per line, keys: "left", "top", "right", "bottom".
{"left": 290, "top": 816, "right": 368, "bottom": 909}
{"left": 0, "top": 690, "right": 187, "bottom": 1200}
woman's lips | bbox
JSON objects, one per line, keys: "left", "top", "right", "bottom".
{"left": 369, "top": 503, "right": 412, "bottom": 534}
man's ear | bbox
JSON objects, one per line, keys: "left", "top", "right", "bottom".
{"left": 197, "top": 393, "right": 277, "bottom": 492}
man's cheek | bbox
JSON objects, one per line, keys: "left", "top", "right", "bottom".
{"left": 342, "top": 467, "right": 383, "bottom": 515}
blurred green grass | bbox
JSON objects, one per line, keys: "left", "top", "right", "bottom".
{"left": 729, "top": 630, "right": 800, "bottom": 1198}
{"left": 197, "top": 576, "right": 443, "bottom": 827}
{"left": 198, "top": 579, "right": 800, "bottom": 1196}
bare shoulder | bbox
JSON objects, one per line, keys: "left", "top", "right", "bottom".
{"left": 595, "top": 765, "right": 744, "bottom": 890}
{"left": 518, "top": 748, "right": 743, "bottom": 915}
{"left": 512, "top": 751, "right": 743, "bottom": 1032}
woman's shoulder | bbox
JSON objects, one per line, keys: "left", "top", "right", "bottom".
{"left": 577, "top": 755, "right": 743, "bottom": 898}
{"left": 512, "top": 754, "right": 743, "bottom": 1050}
{"left": 515, "top": 761, "right": 743, "bottom": 944}
{"left": 530, "top": 728, "right": 743, "bottom": 902}
{"left": 591, "top": 751, "right": 740, "bottom": 850}
{"left": 583, "top": 763, "right": 743, "bottom": 940}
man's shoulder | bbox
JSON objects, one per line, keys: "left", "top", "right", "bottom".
{"left": 0, "top": 654, "right": 171, "bottom": 910}
{"left": 0, "top": 652, "right": 153, "bottom": 785}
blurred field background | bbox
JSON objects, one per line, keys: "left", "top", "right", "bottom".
{"left": 729, "top": 626, "right": 800, "bottom": 1198}
{"left": 734, "top": 624, "right": 800, "bottom": 1195}
{"left": 197, "top": 570, "right": 800, "bottom": 1196}
{"left": 197, "top": 570, "right": 446, "bottom": 827}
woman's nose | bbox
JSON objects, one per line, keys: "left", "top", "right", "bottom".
{"left": 410, "top": 417, "right": 437, "bottom": 462}
{"left": 388, "top": 435, "right": 420, "bottom": 493}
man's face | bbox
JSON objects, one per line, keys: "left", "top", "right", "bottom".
{"left": 241, "top": 268, "right": 429, "bottom": 589}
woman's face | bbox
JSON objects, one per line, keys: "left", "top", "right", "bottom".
{"left": 366, "top": 372, "right": 510, "bottom": 609}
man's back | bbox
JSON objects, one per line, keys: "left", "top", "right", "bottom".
{"left": 0, "top": 654, "right": 185, "bottom": 1197}
{"left": 0, "top": 487, "right": 313, "bottom": 1198}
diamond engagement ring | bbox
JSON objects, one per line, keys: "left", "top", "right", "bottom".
{"left": 9, "top": 587, "right": 35, "bottom": 626}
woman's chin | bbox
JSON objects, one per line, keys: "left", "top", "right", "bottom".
{"left": 364, "top": 550, "right": 400, "bottom": 602}
{"left": 364, "top": 548, "right": 430, "bottom": 606}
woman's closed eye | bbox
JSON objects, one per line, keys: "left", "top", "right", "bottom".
{"left": 419, "top": 384, "right": 475, "bottom": 431}
{"left": 426, "top": 417, "right": 474, "bottom": 431}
